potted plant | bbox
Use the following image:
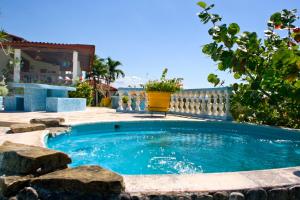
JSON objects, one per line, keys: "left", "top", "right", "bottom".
{"left": 0, "top": 76, "right": 8, "bottom": 110}
{"left": 143, "top": 68, "right": 183, "bottom": 113}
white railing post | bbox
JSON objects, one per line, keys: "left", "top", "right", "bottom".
{"left": 135, "top": 91, "right": 141, "bottom": 111}
{"left": 213, "top": 90, "right": 219, "bottom": 116}
{"left": 195, "top": 91, "right": 200, "bottom": 115}
{"left": 219, "top": 90, "right": 225, "bottom": 116}
{"left": 127, "top": 93, "right": 132, "bottom": 111}
{"left": 117, "top": 91, "right": 124, "bottom": 111}
{"left": 224, "top": 88, "right": 231, "bottom": 119}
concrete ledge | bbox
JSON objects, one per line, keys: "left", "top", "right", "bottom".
{"left": 46, "top": 98, "right": 86, "bottom": 112}
{"left": 124, "top": 167, "right": 300, "bottom": 194}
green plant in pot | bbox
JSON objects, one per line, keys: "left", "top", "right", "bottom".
{"left": 143, "top": 68, "right": 183, "bottom": 113}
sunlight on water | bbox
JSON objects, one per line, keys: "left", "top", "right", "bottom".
{"left": 47, "top": 122, "right": 300, "bottom": 175}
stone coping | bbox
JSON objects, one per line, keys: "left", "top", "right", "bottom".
{"left": 123, "top": 167, "right": 300, "bottom": 194}
{"left": 1, "top": 116, "right": 300, "bottom": 194}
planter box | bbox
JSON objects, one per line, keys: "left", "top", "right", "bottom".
{"left": 147, "top": 92, "right": 171, "bottom": 112}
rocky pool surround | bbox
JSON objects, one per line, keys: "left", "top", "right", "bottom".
{"left": 1, "top": 118, "right": 300, "bottom": 199}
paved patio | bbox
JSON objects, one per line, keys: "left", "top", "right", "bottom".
{"left": 0, "top": 107, "right": 199, "bottom": 126}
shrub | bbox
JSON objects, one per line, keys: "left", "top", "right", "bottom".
{"left": 0, "top": 86, "right": 8, "bottom": 96}
{"left": 197, "top": 2, "right": 300, "bottom": 128}
{"left": 69, "top": 82, "right": 93, "bottom": 106}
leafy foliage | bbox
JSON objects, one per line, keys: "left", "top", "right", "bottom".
{"left": 197, "top": 2, "right": 300, "bottom": 128}
{"left": 69, "top": 81, "right": 93, "bottom": 106}
{"left": 143, "top": 68, "right": 183, "bottom": 93}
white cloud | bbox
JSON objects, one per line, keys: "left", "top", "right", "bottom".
{"left": 112, "top": 76, "right": 146, "bottom": 88}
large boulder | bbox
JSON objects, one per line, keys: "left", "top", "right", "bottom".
{"left": 0, "top": 175, "right": 31, "bottom": 197}
{"left": 30, "top": 166, "right": 125, "bottom": 200}
{"left": 30, "top": 118, "right": 65, "bottom": 127}
{"left": 10, "top": 124, "right": 46, "bottom": 133}
{"left": 0, "top": 142, "right": 71, "bottom": 176}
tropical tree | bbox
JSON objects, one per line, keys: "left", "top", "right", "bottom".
{"left": 105, "top": 57, "right": 125, "bottom": 86}
{"left": 197, "top": 2, "right": 300, "bottom": 128}
{"left": 89, "top": 55, "right": 125, "bottom": 105}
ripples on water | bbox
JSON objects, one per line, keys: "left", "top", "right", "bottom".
{"left": 48, "top": 126, "right": 300, "bottom": 175}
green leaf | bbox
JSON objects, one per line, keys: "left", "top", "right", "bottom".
{"left": 234, "top": 73, "right": 241, "bottom": 79}
{"left": 197, "top": 1, "right": 207, "bottom": 9}
{"left": 228, "top": 23, "right": 240, "bottom": 35}
{"left": 207, "top": 73, "right": 220, "bottom": 86}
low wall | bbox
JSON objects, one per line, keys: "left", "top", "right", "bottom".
{"left": 46, "top": 97, "right": 86, "bottom": 112}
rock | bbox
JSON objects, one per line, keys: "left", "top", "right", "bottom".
{"left": 267, "top": 188, "right": 287, "bottom": 200}
{"left": 246, "top": 188, "right": 267, "bottom": 200}
{"left": 131, "top": 196, "right": 141, "bottom": 200}
{"left": 148, "top": 195, "right": 174, "bottom": 200}
{"left": 0, "top": 175, "right": 31, "bottom": 197}
{"left": 10, "top": 124, "right": 45, "bottom": 133}
{"left": 196, "top": 194, "right": 213, "bottom": 200}
{"left": 213, "top": 191, "right": 229, "bottom": 200}
{"left": 0, "top": 141, "right": 71, "bottom": 176}
{"left": 289, "top": 185, "right": 300, "bottom": 200}
{"left": 30, "top": 166, "right": 125, "bottom": 199}
{"left": 229, "top": 192, "right": 244, "bottom": 200}
{"left": 30, "top": 118, "right": 65, "bottom": 128}
{"left": 118, "top": 193, "right": 131, "bottom": 200}
{"left": 16, "top": 187, "right": 39, "bottom": 200}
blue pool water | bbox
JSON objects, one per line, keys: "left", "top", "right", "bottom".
{"left": 47, "top": 121, "right": 300, "bottom": 175}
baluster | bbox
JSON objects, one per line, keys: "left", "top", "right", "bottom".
{"left": 189, "top": 91, "right": 195, "bottom": 114}
{"left": 117, "top": 91, "right": 124, "bottom": 111}
{"left": 200, "top": 91, "right": 206, "bottom": 115}
{"left": 174, "top": 93, "right": 180, "bottom": 112}
{"left": 184, "top": 91, "right": 190, "bottom": 113}
{"left": 127, "top": 93, "right": 132, "bottom": 111}
{"left": 224, "top": 89, "right": 231, "bottom": 118}
{"left": 169, "top": 94, "right": 175, "bottom": 112}
{"left": 218, "top": 90, "right": 225, "bottom": 116}
{"left": 179, "top": 92, "right": 185, "bottom": 113}
{"left": 135, "top": 91, "right": 141, "bottom": 111}
{"left": 207, "top": 91, "right": 213, "bottom": 116}
{"left": 195, "top": 91, "right": 201, "bottom": 115}
{"left": 213, "top": 91, "right": 219, "bottom": 116}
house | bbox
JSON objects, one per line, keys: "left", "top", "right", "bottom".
{"left": 0, "top": 34, "right": 95, "bottom": 84}
{"left": 0, "top": 33, "right": 95, "bottom": 112}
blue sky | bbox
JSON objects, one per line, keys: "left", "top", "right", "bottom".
{"left": 1, "top": 0, "right": 299, "bottom": 88}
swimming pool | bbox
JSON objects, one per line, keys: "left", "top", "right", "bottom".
{"left": 47, "top": 120, "right": 300, "bottom": 175}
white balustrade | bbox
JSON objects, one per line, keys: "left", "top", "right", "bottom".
{"left": 116, "top": 87, "right": 232, "bottom": 120}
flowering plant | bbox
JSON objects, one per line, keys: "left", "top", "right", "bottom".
{"left": 143, "top": 68, "right": 183, "bottom": 93}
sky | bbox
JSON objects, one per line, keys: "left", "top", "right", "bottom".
{"left": 0, "top": 0, "right": 299, "bottom": 88}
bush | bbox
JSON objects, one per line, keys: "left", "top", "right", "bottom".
{"left": 197, "top": 2, "right": 300, "bottom": 128}
{"left": 0, "top": 86, "right": 8, "bottom": 96}
{"left": 69, "top": 82, "right": 93, "bottom": 106}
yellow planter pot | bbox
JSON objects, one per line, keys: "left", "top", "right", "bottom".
{"left": 146, "top": 91, "right": 172, "bottom": 112}
{"left": 101, "top": 97, "right": 111, "bottom": 107}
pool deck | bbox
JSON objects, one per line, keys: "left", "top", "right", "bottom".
{"left": 0, "top": 107, "right": 300, "bottom": 194}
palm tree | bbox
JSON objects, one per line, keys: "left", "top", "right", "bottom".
{"left": 91, "top": 55, "right": 108, "bottom": 84}
{"left": 105, "top": 57, "right": 125, "bottom": 86}
{"left": 90, "top": 55, "right": 108, "bottom": 105}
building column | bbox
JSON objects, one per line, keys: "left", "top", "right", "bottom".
{"left": 13, "top": 49, "right": 21, "bottom": 83}
{"left": 72, "top": 51, "right": 80, "bottom": 84}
